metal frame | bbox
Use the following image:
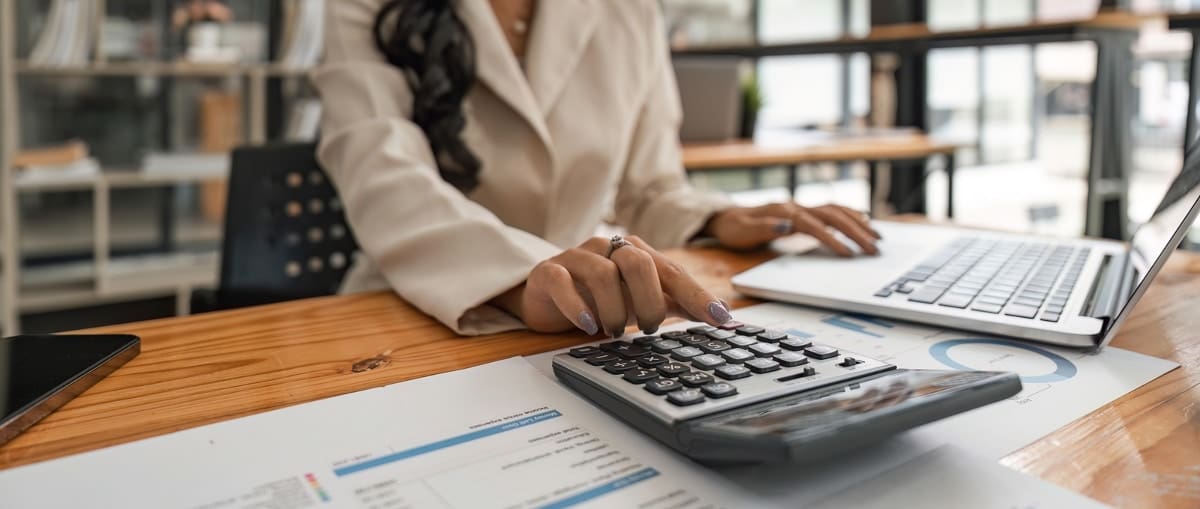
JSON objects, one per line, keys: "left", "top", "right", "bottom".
{"left": 1, "top": 0, "right": 19, "bottom": 335}
{"left": 1171, "top": 16, "right": 1200, "bottom": 150}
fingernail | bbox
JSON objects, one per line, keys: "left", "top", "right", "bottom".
{"left": 773, "top": 219, "right": 794, "bottom": 234}
{"left": 578, "top": 311, "right": 599, "bottom": 336}
{"left": 643, "top": 326, "right": 659, "bottom": 335}
{"left": 708, "top": 301, "right": 733, "bottom": 324}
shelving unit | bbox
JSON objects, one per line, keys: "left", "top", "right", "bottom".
{"left": 0, "top": 1, "right": 319, "bottom": 334}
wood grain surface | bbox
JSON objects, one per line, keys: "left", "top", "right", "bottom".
{"left": 0, "top": 245, "right": 1197, "bottom": 508}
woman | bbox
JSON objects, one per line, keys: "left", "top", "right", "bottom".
{"left": 314, "top": 0, "right": 880, "bottom": 338}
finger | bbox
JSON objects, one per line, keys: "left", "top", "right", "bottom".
{"left": 745, "top": 202, "right": 797, "bottom": 219}
{"left": 810, "top": 206, "right": 879, "bottom": 255}
{"left": 835, "top": 205, "right": 882, "bottom": 239}
{"left": 726, "top": 214, "right": 795, "bottom": 249}
{"left": 624, "top": 236, "right": 732, "bottom": 326}
{"left": 558, "top": 248, "right": 628, "bottom": 337}
{"left": 609, "top": 245, "right": 668, "bottom": 333}
{"left": 663, "top": 294, "right": 703, "bottom": 322}
{"left": 530, "top": 263, "right": 599, "bottom": 335}
{"left": 793, "top": 210, "right": 855, "bottom": 257}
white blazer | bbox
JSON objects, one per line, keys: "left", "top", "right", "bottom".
{"left": 313, "top": 0, "right": 730, "bottom": 334}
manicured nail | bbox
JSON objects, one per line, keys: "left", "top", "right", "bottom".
{"left": 774, "top": 219, "right": 794, "bottom": 234}
{"left": 708, "top": 301, "right": 733, "bottom": 324}
{"left": 578, "top": 311, "right": 599, "bottom": 336}
{"left": 643, "top": 326, "right": 659, "bottom": 335}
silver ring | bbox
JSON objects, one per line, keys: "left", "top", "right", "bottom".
{"left": 606, "top": 235, "right": 632, "bottom": 258}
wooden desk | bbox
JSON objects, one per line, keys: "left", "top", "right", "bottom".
{"left": 682, "top": 134, "right": 959, "bottom": 217}
{"left": 2, "top": 246, "right": 1199, "bottom": 507}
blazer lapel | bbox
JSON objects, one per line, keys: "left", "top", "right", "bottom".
{"left": 458, "top": 0, "right": 551, "bottom": 148}
{"left": 525, "top": 0, "right": 600, "bottom": 116}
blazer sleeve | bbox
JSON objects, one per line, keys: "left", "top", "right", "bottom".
{"left": 312, "top": 0, "right": 561, "bottom": 335}
{"left": 611, "top": 10, "right": 735, "bottom": 249}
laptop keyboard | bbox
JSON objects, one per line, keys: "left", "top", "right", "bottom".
{"left": 874, "top": 237, "right": 1091, "bottom": 323}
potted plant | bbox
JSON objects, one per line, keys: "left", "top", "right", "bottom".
{"left": 740, "top": 72, "right": 764, "bottom": 140}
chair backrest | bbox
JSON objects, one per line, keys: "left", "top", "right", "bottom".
{"left": 219, "top": 142, "right": 359, "bottom": 303}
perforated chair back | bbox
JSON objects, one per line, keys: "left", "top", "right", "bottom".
{"left": 202, "top": 142, "right": 359, "bottom": 311}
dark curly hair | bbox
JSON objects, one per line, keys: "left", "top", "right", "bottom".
{"left": 374, "top": 0, "right": 481, "bottom": 192}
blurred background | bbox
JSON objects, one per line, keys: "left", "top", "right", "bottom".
{"left": 1, "top": 0, "right": 1199, "bottom": 333}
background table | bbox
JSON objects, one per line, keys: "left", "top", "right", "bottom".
{"left": 1, "top": 239, "right": 1198, "bottom": 507}
{"left": 682, "top": 133, "right": 959, "bottom": 217}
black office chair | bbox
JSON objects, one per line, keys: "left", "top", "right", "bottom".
{"left": 192, "top": 142, "right": 360, "bottom": 313}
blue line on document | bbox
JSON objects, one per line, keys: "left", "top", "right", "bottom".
{"left": 333, "top": 410, "right": 563, "bottom": 476}
{"left": 537, "top": 468, "right": 661, "bottom": 509}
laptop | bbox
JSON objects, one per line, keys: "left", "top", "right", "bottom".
{"left": 732, "top": 146, "right": 1200, "bottom": 349}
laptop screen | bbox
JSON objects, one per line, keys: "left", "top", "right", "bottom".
{"left": 1108, "top": 149, "right": 1200, "bottom": 337}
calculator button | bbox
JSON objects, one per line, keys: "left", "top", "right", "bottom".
{"left": 747, "top": 342, "right": 781, "bottom": 357}
{"left": 650, "top": 339, "right": 683, "bottom": 353}
{"left": 622, "top": 368, "right": 659, "bottom": 384}
{"left": 678, "top": 371, "right": 714, "bottom": 387}
{"left": 755, "top": 330, "right": 787, "bottom": 343}
{"left": 585, "top": 353, "right": 619, "bottom": 365}
{"left": 780, "top": 337, "right": 813, "bottom": 351}
{"left": 745, "top": 358, "right": 781, "bottom": 374}
{"left": 705, "top": 329, "right": 736, "bottom": 341}
{"left": 670, "top": 346, "right": 703, "bottom": 361}
{"left": 718, "top": 321, "right": 744, "bottom": 330}
{"left": 804, "top": 344, "right": 840, "bottom": 360}
{"left": 614, "top": 344, "right": 650, "bottom": 359}
{"left": 569, "top": 346, "right": 600, "bottom": 358}
{"left": 773, "top": 351, "right": 809, "bottom": 367}
{"left": 661, "top": 330, "right": 692, "bottom": 341}
{"left": 735, "top": 325, "right": 765, "bottom": 336}
{"left": 720, "top": 348, "right": 755, "bottom": 363}
{"left": 631, "top": 336, "right": 659, "bottom": 346}
{"left": 637, "top": 354, "right": 669, "bottom": 367}
{"left": 715, "top": 364, "right": 752, "bottom": 380}
{"left": 727, "top": 335, "right": 757, "bottom": 347}
{"left": 691, "top": 354, "right": 726, "bottom": 370}
{"left": 687, "top": 325, "right": 717, "bottom": 334}
{"left": 604, "top": 360, "right": 639, "bottom": 374}
{"left": 657, "top": 363, "right": 690, "bottom": 377}
{"left": 699, "top": 341, "right": 731, "bottom": 353}
{"left": 599, "top": 341, "right": 629, "bottom": 353}
{"left": 645, "top": 378, "right": 684, "bottom": 395}
{"left": 679, "top": 335, "right": 708, "bottom": 346}
{"left": 667, "top": 389, "right": 706, "bottom": 406}
{"left": 701, "top": 382, "right": 738, "bottom": 399}
{"left": 839, "top": 357, "right": 862, "bottom": 367}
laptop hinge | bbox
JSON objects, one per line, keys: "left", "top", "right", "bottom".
{"left": 1082, "top": 252, "right": 1127, "bottom": 327}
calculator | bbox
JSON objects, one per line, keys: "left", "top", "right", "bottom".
{"left": 552, "top": 322, "right": 1022, "bottom": 465}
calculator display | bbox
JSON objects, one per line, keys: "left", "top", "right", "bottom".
{"left": 696, "top": 370, "right": 1002, "bottom": 436}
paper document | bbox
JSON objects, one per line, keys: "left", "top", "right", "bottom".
{"left": 0, "top": 358, "right": 752, "bottom": 508}
{"left": 810, "top": 445, "right": 1110, "bottom": 509}
{"left": 528, "top": 302, "right": 1177, "bottom": 505}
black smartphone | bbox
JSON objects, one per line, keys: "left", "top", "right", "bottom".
{"left": 0, "top": 334, "right": 140, "bottom": 447}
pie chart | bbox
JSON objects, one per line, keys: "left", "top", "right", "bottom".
{"left": 928, "top": 338, "right": 1078, "bottom": 383}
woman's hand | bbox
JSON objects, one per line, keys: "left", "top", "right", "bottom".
{"left": 492, "top": 236, "right": 734, "bottom": 337}
{"left": 704, "top": 203, "right": 881, "bottom": 256}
